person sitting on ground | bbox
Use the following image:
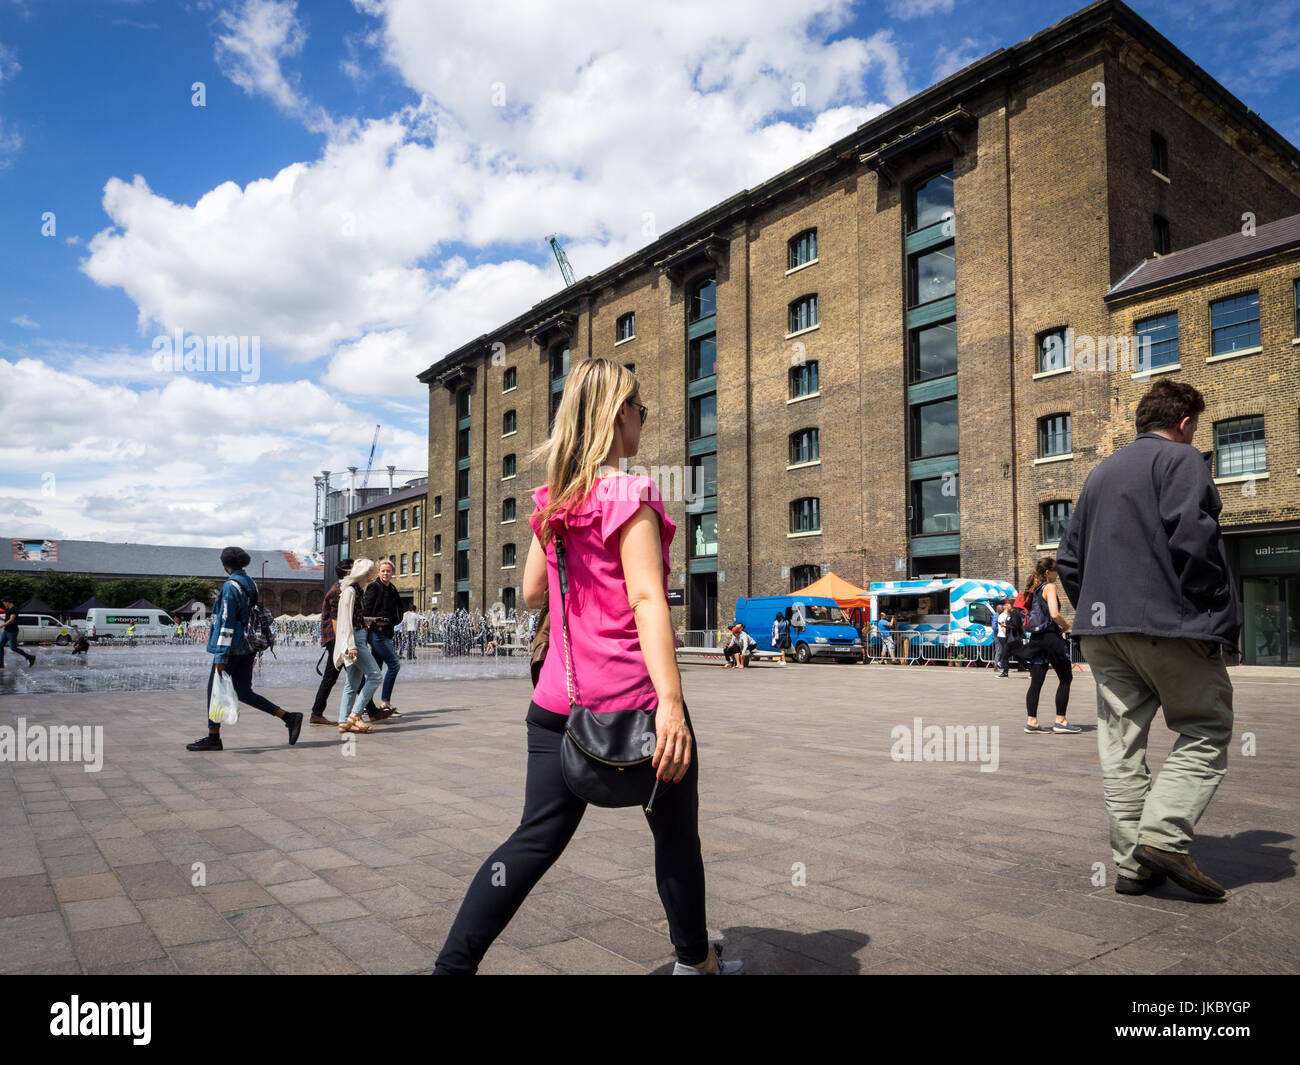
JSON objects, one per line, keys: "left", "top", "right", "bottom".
{"left": 722, "top": 624, "right": 757, "bottom": 669}
{"left": 71, "top": 633, "right": 90, "bottom": 656}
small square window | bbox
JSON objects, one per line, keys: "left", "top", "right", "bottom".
{"left": 789, "top": 361, "right": 818, "bottom": 399}
{"left": 789, "top": 497, "right": 821, "bottom": 534}
{"left": 1037, "top": 327, "right": 1070, "bottom": 373}
{"left": 1211, "top": 293, "right": 1260, "bottom": 355}
{"left": 1040, "top": 500, "right": 1073, "bottom": 544}
{"left": 1135, "top": 312, "right": 1179, "bottom": 370}
{"left": 616, "top": 312, "right": 636, "bottom": 342}
{"left": 788, "top": 294, "right": 818, "bottom": 333}
{"left": 1214, "top": 416, "right": 1266, "bottom": 476}
{"left": 1151, "top": 132, "right": 1168, "bottom": 177}
{"left": 1038, "top": 413, "right": 1072, "bottom": 457}
{"left": 788, "top": 229, "right": 817, "bottom": 269}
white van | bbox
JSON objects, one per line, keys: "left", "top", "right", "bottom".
{"left": 75, "top": 608, "right": 175, "bottom": 640}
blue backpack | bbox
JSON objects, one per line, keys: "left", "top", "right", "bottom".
{"left": 1025, "top": 587, "right": 1052, "bottom": 635}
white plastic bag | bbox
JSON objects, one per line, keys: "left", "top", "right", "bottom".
{"left": 208, "top": 669, "right": 239, "bottom": 725}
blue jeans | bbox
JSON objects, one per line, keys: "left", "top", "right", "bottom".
{"left": 368, "top": 631, "right": 400, "bottom": 704}
{"left": 0, "top": 629, "right": 30, "bottom": 666}
{"left": 340, "top": 629, "right": 382, "bottom": 723}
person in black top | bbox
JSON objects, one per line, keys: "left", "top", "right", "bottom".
{"left": 0, "top": 597, "right": 35, "bottom": 668}
{"left": 309, "top": 561, "right": 352, "bottom": 725}
{"left": 362, "top": 560, "right": 403, "bottom": 719}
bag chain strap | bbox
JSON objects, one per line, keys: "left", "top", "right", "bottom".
{"left": 554, "top": 534, "right": 580, "bottom": 708}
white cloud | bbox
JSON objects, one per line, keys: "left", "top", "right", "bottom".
{"left": 933, "top": 37, "right": 993, "bottom": 82}
{"left": 0, "top": 41, "right": 19, "bottom": 84}
{"left": 64, "top": 235, "right": 81, "bottom": 246}
{"left": 10, "top": 314, "right": 38, "bottom": 329}
{"left": 0, "top": 497, "right": 40, "bottom": 518}
{"left": 214, "top": 0, "right": 329, "bottom": 128}
{"left": 0, "top": 356, "right": 418, "bottom": 548}
{"left": 887, "top": 0, "right": 956, "bottom": 19}
{"left": 54, "top": 2, "right": 928, "bottom": 544}
{"left": 81, "top": 3, "right": 909, "bottom": 400}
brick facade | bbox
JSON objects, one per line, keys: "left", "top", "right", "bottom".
{"left": 419, "top": 2, "right": 1300, "bottom": 640}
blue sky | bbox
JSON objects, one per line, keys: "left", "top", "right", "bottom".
{"left": 1, "top": 0, "right": 1297, "bottom": 550}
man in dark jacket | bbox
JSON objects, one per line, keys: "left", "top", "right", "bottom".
{"left": 362, "top": 560, "right": 403, "bottom": 720}
{"left": 1057, "top": 379, "right": 1239, "bottom": 899}
{"left": 308, "top": 561, "right": 352, "bottom": 725}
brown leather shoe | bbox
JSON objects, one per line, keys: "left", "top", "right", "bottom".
{"left": 308, "top": 715, "right": 332, "bottom": 726}
{"left": 1134, "top": 845, "right": 1225, "bottom": 898}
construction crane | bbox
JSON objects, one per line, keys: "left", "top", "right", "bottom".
{"left": 547, "top": 234, "right": 576, "bottom": 287}
{"left": 359, "top": 424, "right": 381, "bottom": 488}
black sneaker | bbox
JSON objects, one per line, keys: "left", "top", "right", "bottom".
{"left": 186, "top": 734, "right": 223, "bottom": 752}
{"left": 1115, "top": 870, "right": 1167, "bottom": 895}
{"left": 284, "top": 712, "right": 303, "bottom": 746}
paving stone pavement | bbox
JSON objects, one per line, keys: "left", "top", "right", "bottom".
{"left": 1, "top": 662, "right": 1296, "bottom": 974}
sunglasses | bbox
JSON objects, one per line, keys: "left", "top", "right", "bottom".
{"left": 630, "top": 401, "right": 648, "bottom": 425}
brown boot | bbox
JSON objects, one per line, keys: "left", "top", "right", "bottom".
{"left": 308, "top": 714, "right": 332, "bottom": 726}
{"left": 1133, "top": 845, "right": 1225, "bottom": 899}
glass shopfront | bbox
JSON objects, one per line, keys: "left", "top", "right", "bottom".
{"left": 1233, "top": 531, "right": 1300, "bottom": 666}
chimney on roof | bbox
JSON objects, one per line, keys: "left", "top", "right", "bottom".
{"left": 387, "top": 465, "right": 396, "bottom": 493}
{"left": 347, "top": 466, "right": 358, "bottom": 516}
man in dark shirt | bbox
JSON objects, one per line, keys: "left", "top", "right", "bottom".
{"left": 308, "top": 562, "right": 352, "bottom": 725}
{"left": 0, "top": 597, "right": 35, "bottom": 668}
{"left": 363, "top": 560, "right": 404, "bottom": 720}
{"left": 1057, "top": 379, "right": 1240, "bottom": 900}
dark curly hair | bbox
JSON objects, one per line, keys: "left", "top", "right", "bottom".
{"left": 220, "top": 546, "right": 252, "bottom": 570}
{"left": 1136, "top": 379, "right": 1205, "bottom": 434}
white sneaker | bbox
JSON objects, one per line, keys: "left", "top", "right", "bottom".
{"left": 672, "top": 944, "right": 743, "bottom": 975}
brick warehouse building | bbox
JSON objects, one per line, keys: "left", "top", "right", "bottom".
{"left": 417, "top": 0, "right": 1300, "bottom": 648}
{"left": 347, "top": 483, "right": 428, "bottom": 610}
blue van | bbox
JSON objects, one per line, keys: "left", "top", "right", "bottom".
{"left": 733, "top": 595, "right": 861, "bottom": 663}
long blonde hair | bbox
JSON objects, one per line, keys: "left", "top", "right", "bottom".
{"left": 343, "top": 558, "right": 375, "bottom": 591}
{"left": 531, "top": 358, "right": 638, "bottom": 544}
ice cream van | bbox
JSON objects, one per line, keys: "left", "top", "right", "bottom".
{"left": 868, "top": 578, "right": 1018, "bottom": 650}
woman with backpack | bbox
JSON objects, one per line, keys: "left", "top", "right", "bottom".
{"left": 1021, "top": 557, "right": 1080, "bottom": 734}
{"left": 433, "top": 358, "right": 740, "bottom": 975}
{"left": 186, "top": 546, "right": 303, "bottom": 752}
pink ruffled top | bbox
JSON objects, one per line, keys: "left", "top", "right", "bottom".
{"left": 529, "top": 474, "right": 675, "bottom": 715}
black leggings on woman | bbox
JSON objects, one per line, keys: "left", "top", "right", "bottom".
{"left": 434, "top": 700, "right": 708, "bottom": 974}
{"left": 1025, "top": 631, "right": 1072, "bottom": 718}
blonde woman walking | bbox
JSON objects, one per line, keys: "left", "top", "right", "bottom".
{"left": 434, "top": 358, "right": 740, "bottom": 975}
{"left": 334, "top": 558, "right": 380, "bottom": 735}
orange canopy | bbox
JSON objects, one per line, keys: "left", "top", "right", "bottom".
{"left": 790, "top": 571, "right": 872, "bottom": 611}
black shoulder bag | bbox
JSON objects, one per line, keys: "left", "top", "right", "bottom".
{"left": 554, "top": 534, "right": 663, "bottom": 812}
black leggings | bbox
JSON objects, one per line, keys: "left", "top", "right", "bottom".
{"left": 1025, "top": 632, "right": 1072, "bottom": 718}
{"left": 434, "top": 701, "right": 708, "bottom": 974}
{"left": 206, "top": 654, "right": 281, "bottom": 732}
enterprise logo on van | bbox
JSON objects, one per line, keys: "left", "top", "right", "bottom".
{"left": 105, "top": 615, "right": 151, "bottom": 625}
